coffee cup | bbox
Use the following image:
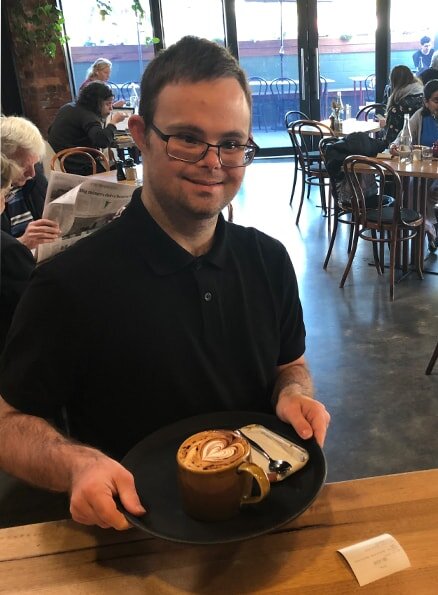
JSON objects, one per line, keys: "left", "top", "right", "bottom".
{"left": 176, "top": 429, "right": 270, "bottom": 521}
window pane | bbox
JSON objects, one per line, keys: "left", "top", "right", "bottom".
{"left": 390, "top": 2, "right": 437, "bottom": 74}
{"left": 62, "top": 0, "right": 155, "bottom": 93}
{"left": 161, "top": 0, "right": 225, "bottom": 47}
{"left": 235, "top": 0, "right": 298, "bottom": 149}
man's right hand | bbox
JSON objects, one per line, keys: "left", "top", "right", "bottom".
{"left": 69, "top": 453, "right": 146, "bottom": 530}
{"left": 18, "top": 219, "right": 61, "bottom": 250}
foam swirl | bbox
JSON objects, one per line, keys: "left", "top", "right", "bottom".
{"left": 178, "top": 430, "right": 248, "bottom": 471}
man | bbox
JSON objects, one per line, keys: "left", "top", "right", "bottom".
{"left": 0, "top": 116, "right": 61, "bottom": 250}
{"left": 412, "top": 36, "right": 434, "bottom": 75}
{"left": 48, "top": 81, "right": 127, "bottom": 175}
{"left": 0, "top": 37, "right": 330, "bottom": 531}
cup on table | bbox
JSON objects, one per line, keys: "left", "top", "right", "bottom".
{"left": 412, "top": 145, "right": 422, "bottom": 162}
{"left": 421, "top": 146, "right": 433, "bottom": 164}
{"left": 176, "top": 429, "right": 270, "bottom": 521}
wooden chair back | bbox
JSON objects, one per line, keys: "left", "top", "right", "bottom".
{"left": 50, "top": 147, "right": 110, "bottom": 175}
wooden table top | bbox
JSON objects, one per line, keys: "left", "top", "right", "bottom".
{"left": 0, "top": 469, "right": 437, "bottom": 594}
{"left": 373, "top": 156, "right": 438, "bottom": 179}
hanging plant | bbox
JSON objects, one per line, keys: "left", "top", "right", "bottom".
{"left": 8, "top": 0, "right": 159, "bottom": 61}
{"left": 9, "top": 1, "right": 69, "bottom": 59}
{"left": 96, "top": 0, "right": 159, "bottom": 45}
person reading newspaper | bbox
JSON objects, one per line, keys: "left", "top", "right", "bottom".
{"left": 0, "top": 36, "right": 330, "bottom": 531}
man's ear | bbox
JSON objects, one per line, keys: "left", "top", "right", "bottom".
{"left": 128, "top": 115, "right": 148, "bottom": 152}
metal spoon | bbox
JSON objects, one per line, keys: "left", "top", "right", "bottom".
{"left": 237, "top": 430, "right": 292, "bottom": 475}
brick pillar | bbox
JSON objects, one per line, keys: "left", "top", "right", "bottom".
{"left": 3, "top": 0, "right": 72, "bottom": 138}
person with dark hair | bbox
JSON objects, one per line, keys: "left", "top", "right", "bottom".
{"left": 419, "top": 51, "right": 438, "bottom": 85}
{"left": 390, "top": 79, "right": 438, "bottom": 251}
{"left": 48, "top": 81, "right": 128, "bottom": 175}
{"left": 383, "top": 65, "right": 423, "bottom": 145}
{"left": 0, "top": 36, "right": 330, "bottom": 531}
{"left": 412, "top": 36, "right": 434, "bottom": 74}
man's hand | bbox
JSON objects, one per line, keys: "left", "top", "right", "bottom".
{"left": 273, "top": 357, "right": 330, "bottom": 447}
{"left": 275, "top": 391, "right": 330, "bottom": 448}
{"left": 69, "top": 453, "right": 146, "bottom": 530}
{"left": 18, "top": 219, "right": 61, "bottom": 250}
{"left": 109, "top": 111, "right": 128, "bottom": 125}
{"left": 112, "top": 99, "right": 125, "bottom": 108}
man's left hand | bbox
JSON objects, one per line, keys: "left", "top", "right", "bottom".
{"left": 275, "top": 392, "right": 331, "bottom": 447}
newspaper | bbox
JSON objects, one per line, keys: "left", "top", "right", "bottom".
{"left": 36, "top": 171, "right": 134, "bottom": 263}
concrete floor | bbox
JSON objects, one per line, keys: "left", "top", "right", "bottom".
{"left": 1, "top": 157, "right": 437, "bottom": 528}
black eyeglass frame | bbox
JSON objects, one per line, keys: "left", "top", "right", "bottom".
{"left": 150, "top": 123, "right": 259, "bottom": 168}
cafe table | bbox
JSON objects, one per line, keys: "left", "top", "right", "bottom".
{"left": 0, "top": 469, "right": 436, "bottom": 593}
{"left": 363, "top": 155, "right": 438, "bottom": 274}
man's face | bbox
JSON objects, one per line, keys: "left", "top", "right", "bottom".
{"left": 131, "top": 78, "right": 251, "bottom": 222}
{"left": 101, "top": 98, "right": 114, "bottom": 118}
{"left": 421, "top": 41, "right": 432, "bottom": 54}
{"left": 10, "top": 149, "right": 39, "bottom": 187}
{"left": 425, "top": 90, "right": 438, "bottom": 117}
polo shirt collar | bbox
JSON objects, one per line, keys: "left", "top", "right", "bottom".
{"left": 124, "top": 188, "right": 228, "bottom": 275}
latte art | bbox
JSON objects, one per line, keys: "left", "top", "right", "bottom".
{"left": 178, "top": 430, "right": 249, "bottom": 471}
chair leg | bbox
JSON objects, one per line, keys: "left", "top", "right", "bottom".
{"left": 425, "top": 339, "right": 438, "bottom": 374}
{"left": 389, "top": 232, "right": 397, "bottom": 301}
{"left": 416, "top": 230, "right": 424, "bottom": 280}
{"left": 289, "top": 155, "right": 299, "bottom": 206}
{"left": 318, "top": 180, "right": 327, "bottom": 216}
{"left": 340, "top": 225, "right": 360, "bottom": 288}
{"left": 295, "top": 171, "right": 307, "bottom": 225}
{"left": 323, "top": 206, "right": 340, "bottom": 269}
{"left": 371, "top": 230, "right": 383, "bottom": 275}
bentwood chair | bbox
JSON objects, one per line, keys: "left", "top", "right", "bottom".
{"left": 365, "top": 74, "right": 376, "bottom": 102}
{"left": 285, "top": 110, "right": 310, "bottom": 205}
{"left": 249, "top": 76, "right": 268, "bottom": 131}
{"left": 50, "top": 147, "right": 110, "bottom": 175}
{"left": 356, "top": 103, "right": 386, "bottom": 121}
{"left": 341, "top": 155, "right": 423, "bottom": 300}
{"left": 425, "top": 338, "right": 438, "bottom": 374}
{"left": 270, "top": 77, "right": 298, "bottom": 129}
{"left": 107, "top": 81, "right": 121, "bottom": 102}
{"left": 319, "top": 136, "right": 354, "bottom": 267}
{"left": 289, "top": 119, "right": 332, "bottom": 225}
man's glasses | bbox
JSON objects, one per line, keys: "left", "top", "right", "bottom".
{"left": 150, "top": 123, "right": 259, "bottom": 168}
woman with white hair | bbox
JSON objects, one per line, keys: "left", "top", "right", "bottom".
{"left": 0, "top": 116, "right": 61, "bottom": 250}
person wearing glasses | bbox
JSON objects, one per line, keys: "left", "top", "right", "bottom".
{"left": 0, "top": 36, "right": 330, "bottom": 530}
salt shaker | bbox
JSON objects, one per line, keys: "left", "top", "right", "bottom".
{"left": 124, "top": 157, "right": 137, "bottom": 181}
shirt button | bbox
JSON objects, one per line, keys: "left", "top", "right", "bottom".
{"left": 204, "top": 292, "right": 212, "bottom": 302}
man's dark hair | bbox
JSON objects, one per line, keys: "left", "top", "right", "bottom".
{"left": 77, "top": 81, "right": 114, "bottom": 116}
{"left": 420, "top": 36, "right": 431, "bottom": 46}
{"left": 421, "top": 78, "right": 438, "bottom": 115}
{"left": 138, "top": 36, "right": 252, "bottom": 129}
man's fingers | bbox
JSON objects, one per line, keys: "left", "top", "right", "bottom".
{"left": 117, "top": 473, "right": 147, "bottom": 517}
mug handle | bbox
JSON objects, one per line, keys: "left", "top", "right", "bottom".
{"left": 237, "top": 462, "right": 270, "bottom": 505}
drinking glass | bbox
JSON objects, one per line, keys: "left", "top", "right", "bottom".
{"left": 421, "top": 146, "right": 433, "bottom": 164}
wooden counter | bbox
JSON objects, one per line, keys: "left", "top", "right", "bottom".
{"left": 0, "top": 469, "right": 437, "bottom": 593}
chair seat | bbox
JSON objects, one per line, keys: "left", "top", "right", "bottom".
{"left": 365, "top": 194, "right": 394, "bottom": 209}
{"left": 367, "top": 207, "right": 422, "bottom": 225}
{"left": 308, "top": 162, "right": 327, "bottom": 173}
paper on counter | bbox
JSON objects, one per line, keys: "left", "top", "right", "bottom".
{"left": 338, "top": 533, "right": 411, "bottom": 586}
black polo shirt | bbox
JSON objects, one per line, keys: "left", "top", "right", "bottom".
{"left": 0, "top": 189, "right": 305, "bottom": 459}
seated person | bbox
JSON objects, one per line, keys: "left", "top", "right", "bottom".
{"left": 390, "top": 79, "right": 438, "bottom": 251}
{"left": 383, "top": 65, "right": 423, "bottom": 145}
{"left": 0, "top": 116, "right": 61, "bottom": 251}
{"left": 419, "top": 51, "right": 438, "bottom": 86}
{"left": 0, "top": 154, "right": 35, "bottom": 352}
{"left": 48, "top": 82, "right": 128, "bottom": 176}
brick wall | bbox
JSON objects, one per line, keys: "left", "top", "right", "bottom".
{"left": 3, "top": 0, "right": 72, "bottom": 137}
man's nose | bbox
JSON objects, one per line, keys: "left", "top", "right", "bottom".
{"left": 201, "top": 145, "right": 221, "bottom": 167}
